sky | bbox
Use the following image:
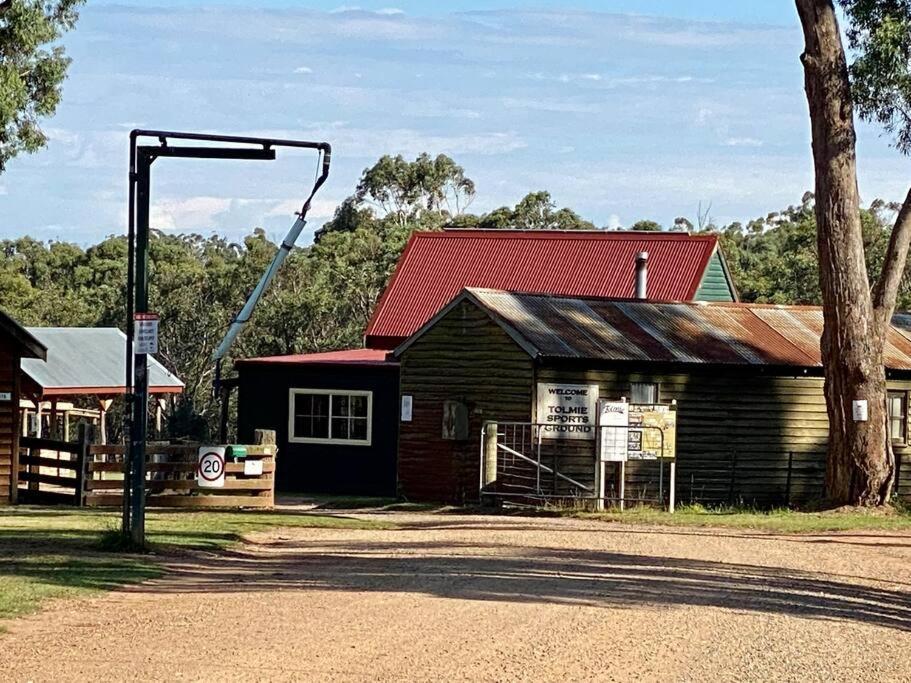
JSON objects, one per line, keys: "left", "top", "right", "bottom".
{"left": 1, "top": 1, "right": 909, "bottom": 245}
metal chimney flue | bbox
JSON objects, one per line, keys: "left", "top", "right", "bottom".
{"left": 635, "top": 251, "right": 649, "bottom": 299}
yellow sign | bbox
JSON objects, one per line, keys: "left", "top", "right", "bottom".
{"left": 628, "top": 404, "right": 677, "bottom": 460}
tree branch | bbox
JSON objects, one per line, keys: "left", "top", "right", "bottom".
{"left": 873, "top": 186, "right": 911, "bottom": 327}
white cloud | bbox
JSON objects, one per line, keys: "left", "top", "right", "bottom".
{"left": 240, "top": 126, "right": 526, "bottom": 158}
{"left": 294, "top": 66, "right": 313, "bottom": 74}
{"left": 265, "top": 198, "right": 340, "bottom": 220}
{"left": 152, "top": 196, "right": 232, "bottom": 231}
{"left": 501, "top": 97, "right": 599, "bottom": 114}
{"left": 375, "top": 8, "right": 405, "bottom": 16}
{"left": 606, "top": 214, "right": 622, "bottom": 230}
{"left": 150, "top": 194, "right": 342, "bottom": 233}
{"left": 724, "top": 137, "right": 764, "bottom": 148}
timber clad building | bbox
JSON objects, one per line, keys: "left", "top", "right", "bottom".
{"left": 0, "top": 311, "right": 47, "bottom": 504}
{"left": 394, "top": 289, "right": 911, "bottom": 505}
{"left": 236, "top": 229, "right": 738, "bottom": 496}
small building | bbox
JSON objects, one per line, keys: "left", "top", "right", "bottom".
{"left": 0, "top": 310, "right": 47, "bottom": 504}
{"left": 393, "top": 288, "right": 911, "bottom": 506}
{"left": 236, "top": 229, "right": 738, "bottom": 495}
{"left": 20, "top": 327, "right": 184, "bottom": 443}
{"left": 236, "top": 349, "right": 400, "bottom": 496}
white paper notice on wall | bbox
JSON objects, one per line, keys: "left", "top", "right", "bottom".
{"left": 243, "top": 459, "right": 264, "bottom": 476}
{"left": 852, "top": 399, "right": 869, "bottom": 422}
{"left": 598, "top": 400, "right": 629, "bottom": 462}
{"left": 401, "top": 395, "right": 413, "bottom": 422}
{"left": 0, "top": 392, "right": 11, "bottom": 402}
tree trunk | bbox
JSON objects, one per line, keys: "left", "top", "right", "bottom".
{"left": 796, "top": 0, "right": 894, "bottom": 505}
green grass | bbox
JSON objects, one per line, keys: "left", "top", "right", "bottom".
{"left": 0, "top": 507, "right": 391, "bottom": 624}
{"left": 572, "top": 503, "right": 911, "bottom": 533}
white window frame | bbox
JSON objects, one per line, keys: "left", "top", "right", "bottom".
{"left": 288, "top": 388, "right": 373, "bottom": 446}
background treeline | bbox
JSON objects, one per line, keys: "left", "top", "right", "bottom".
{"left": 1, "top": 154, "right": 906, "bottom": 439}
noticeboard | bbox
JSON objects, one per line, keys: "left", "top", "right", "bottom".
{"left": 627, "top": 404, "right": 677, "bottom": 460}
{"left": 598, "top": 400, "right": 629, "bottom": 461}
{"left": 537, "top": 382, "right": 599, "bottom": 440}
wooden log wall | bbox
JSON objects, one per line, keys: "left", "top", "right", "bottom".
{"left": 398, "top": 300, "right": 534, "bottom": 503}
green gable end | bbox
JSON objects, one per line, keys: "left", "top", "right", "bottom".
{"left": 694, "top": 250, "right": 736, "bottom": 301}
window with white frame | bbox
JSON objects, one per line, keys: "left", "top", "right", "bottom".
{"left": 288, "top": 389, "right": 372, "bottom": 445}
{"left": 888, "top": 390, "right": 908, "bottom": 445}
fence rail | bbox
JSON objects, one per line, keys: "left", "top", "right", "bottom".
{"left": 18, "top": 429, "right": 91, "bottom": 506}
{"left": 18, "top": 429, "right": 277, "bottom": 509}
{"left": 480, "top": 420, "right": 828, "bottom": 509}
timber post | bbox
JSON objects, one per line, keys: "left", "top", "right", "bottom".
{"left": 75, "top": 423, "right": 94, "bottom": 507}
{"left": 482, "top": 421, "right": 497, "bottom": 490}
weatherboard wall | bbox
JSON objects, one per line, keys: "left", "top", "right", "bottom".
{"left": 397, "top": 299, "right": 534, "bottom": 503}
{"left": 395, "top": 297, "right": 911, "bottom": 505}
{"left": 536, "top": 365, "right": 911, "bottom": 506}
{"left": 693, "top": 251, "right": 736, "bottom": 302}
{"left": 0, "top": 337, "right": 20, "bottom": 504}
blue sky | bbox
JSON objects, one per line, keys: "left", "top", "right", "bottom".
{"left": 1, "top": 1, "right": 909, "bottom": 244}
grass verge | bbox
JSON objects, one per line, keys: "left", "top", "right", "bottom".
{"left": 571, "top": 503, "right": 911, "bottom": 533}
{"left": 0, "top": 507, "right": 391, "bottom": 624}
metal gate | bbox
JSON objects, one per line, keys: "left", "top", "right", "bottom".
{"left": 479, "top": 420, "right": 672, "bottom": 508}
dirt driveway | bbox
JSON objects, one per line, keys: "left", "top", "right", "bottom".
{"left": 2, "top": 512, "right": 911, "bottom": 682}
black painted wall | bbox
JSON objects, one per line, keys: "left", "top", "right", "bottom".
{"left": 237, "top": 362, "right": 400, "bottom": 496}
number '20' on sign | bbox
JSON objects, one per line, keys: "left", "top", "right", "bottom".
{"left": 197, "top": 447, "right": 226, "bottom": 488}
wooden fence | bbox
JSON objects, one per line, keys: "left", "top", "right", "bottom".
{"left": 18, "top": 429, "right": 91, "bottom": 506}
{"left": 18, "top": 429, "right": 276, "bottom": 509}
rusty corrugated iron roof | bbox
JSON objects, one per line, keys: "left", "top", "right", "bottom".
{"left": 366, "top": 229, "right": 726, "bottom": 349}
{"left": 398, "top": 288, "right": 911, "bottom": 371}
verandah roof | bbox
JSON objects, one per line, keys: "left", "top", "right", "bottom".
{"left": 21, "top": 327, "right": 184, "bottom": 397}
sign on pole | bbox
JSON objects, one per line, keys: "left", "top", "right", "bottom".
{"left": 133, "top": 312, "right": 160, "bottom": 355}
{"left": 197, "top": 447, "right": 226, "bottom": 488}
{"left": 598, "top": 400, "right": 629, "bottom": 461}
{"left": 536, "top": 382, "right": 599, "bottom": 440}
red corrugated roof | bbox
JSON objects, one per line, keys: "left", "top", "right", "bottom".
{"left": 366, "top": 229, "right": 721, "bottom": 348}
{"left": 236, "top": 348, "right": 394, "bottom": 366}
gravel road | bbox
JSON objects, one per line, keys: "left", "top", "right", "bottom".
{"left": 2, "top": 512, "right": 911, "bottom": 682}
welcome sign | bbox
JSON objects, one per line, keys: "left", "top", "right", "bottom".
{"left": 536, "top": 383, "right": 599, "bottom": 440}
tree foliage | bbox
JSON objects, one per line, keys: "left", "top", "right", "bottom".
{"left": 842, "top": 0, "right": 911, "bottom": 151}
{"left": 0, "top": 0, "right": 83, "bottom": 173}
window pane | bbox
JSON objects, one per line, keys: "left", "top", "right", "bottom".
{"left": 295, "top": 393, "right": 312, "bottom": 418}
{"left": 630, "top": 382, "right": 658, "bottom": 404}
{"left": 351, "top": 417, "right": 368, "bottom": 440}
{"left": 350, "top": 395, "right": 369, "bottom": 418}
{"left": 294, "top": 416, "right": 309, "bottom": 437}
{"left": 312, "top": 415, "right": 329, "bottom": 438}
{"left": 333, "top": 394, "right": 350, "bottom": 418}
{"left": 312, "top": 394, "right": 329, "bottom": 417}
{"left": 331, "top": 417, "right": 350, "bottom": 440}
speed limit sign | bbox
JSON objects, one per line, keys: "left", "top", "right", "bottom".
{"left": 197, "top": 447, "right": 226, "bottom": 488}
